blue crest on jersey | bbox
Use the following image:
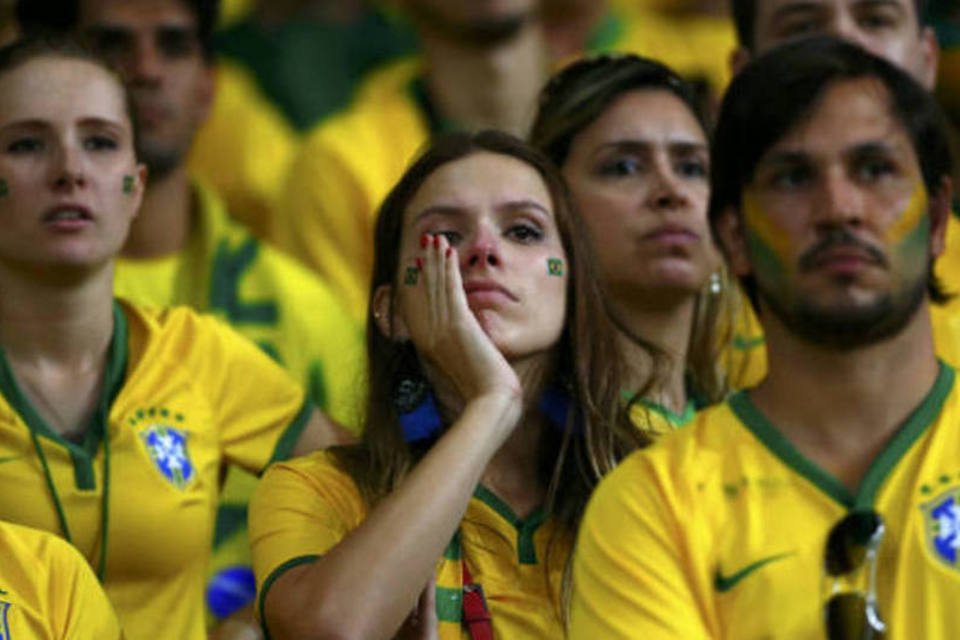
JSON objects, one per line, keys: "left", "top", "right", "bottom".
{"left": 141, "top": 424, "right": 195, "bottom": 489}
{"left": 0, "top": 601, "right": 11, "bottom": 640}
{"left": 923, "top": 486, "right": 960, "bottom": 568}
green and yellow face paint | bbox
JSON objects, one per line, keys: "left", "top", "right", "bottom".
{"left": 122, "top": 175, "right": 135, "bottom": 195}
{"left": 741, "top": 189, "right": 796, "bottom": 290}
{"left": 886, "top": 181, "right": 931, "bottom": 273}
{"left": 547, "top": 257, "right": 564, "bottom": 277}
{"left": 0, "top": 178, "right": 8, "bottom": 198}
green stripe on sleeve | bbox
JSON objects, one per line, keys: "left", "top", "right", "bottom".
{"left": 258, "top": 554, "right": 320, "bottom": 640}
{"left": 267, "top": 397, "right": 315, "bottom": 466}
{"left": 435, "top": 585, "right": 462, "bottom": 623}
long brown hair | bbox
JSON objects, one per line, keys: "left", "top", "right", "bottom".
{"left": 334, "top": 130, "right": 646, "bottom": 538}
{"left": 530, "top": 53, "right": 745, "bottom": 405}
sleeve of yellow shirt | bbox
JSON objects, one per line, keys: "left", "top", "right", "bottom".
{"left": 248, "top": 452, "right": 366, "bottom": 617}
{"left": 569, "top": 451, "right": 713, "bottom": 639}
{"left": 274, "top": 128, "right": 375, "bottom": 325}
{"left": 192, "top": 314, "right": 313, "bottom": 472}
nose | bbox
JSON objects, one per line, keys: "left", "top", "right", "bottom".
{"left": 829, "top": 13, "right": 873, "bottom": 52}
{"left": 128, "top": 35, "right": 164, "bottom": 84}
{"left": 52, "top": 144, "right": 87, "bottom": 190}
{"left": 646, "top": 159, "right": 689, "bottom": 210}
{"left": 814, "top": 170, "right": 864, "bottom": 230}
{"left": 463, "top": 227, "right": 501, "bottom": 269}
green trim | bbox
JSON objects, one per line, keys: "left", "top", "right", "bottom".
{"left": 730, "top": 363, "right": 954, "bottom": 508}
{"left": 732, "top": 334, "right": 765, "bottom": 350}
{"left": 307, "top": 360, "right": 328, "bottom": 411}
{"left": 435, "top": 586, "right": 462, "bottom": 623}
{"left": 473, "top": 485, "right": 547, "bottom": 565}
{"left": 0, "top": 300, "right": 128, "bottom": 488}
{"left": 714, "top": 552, "right": 794, "bottom": 592}
{"left": 266, "top": 398, "right": 314, "bottom": 467}
{"left": 585, "top": 10, "right": 625, "bottom": 53}
{"left": 636, "top": 396, "right": 696, "bottom": 427}
{"left": 258, "top": 555, "right": 319, "bottom": 640}
{"left": 442, "top": 530, "right": 462, "bottom": 560}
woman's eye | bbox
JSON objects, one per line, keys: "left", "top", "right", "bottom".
{"left": 599, "top": 157, "right": 642, "bottom": 177}
{"left": 436, "top": 230, "right": 461, "bottom": 245}
{"left": 7, "top": 138, "right": 42, "bottom": 153}
{"left": 677, "top": 159, "right": 708, "bottom": 179}
{"left": 506, "top": 223, "right": 543, "bottom": 243}
{"left": 83, "top": 135, "right": 118, "bottom": 151}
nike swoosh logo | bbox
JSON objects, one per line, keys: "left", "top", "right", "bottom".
{"left": 714, "top": 552, "right": 793, "bottom": 592}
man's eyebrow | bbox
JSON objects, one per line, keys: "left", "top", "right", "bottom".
{"left": 769, "top": 1, "right": 824, "bottom": 24}
{"left": 756, "top": 149, "right": 811, "bottom": 169}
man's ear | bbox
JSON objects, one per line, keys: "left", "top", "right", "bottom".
{"left": 917, "top": 26, "right": 940, "bottom": 92}
{"left": 716, "top": 205, "right": 753, "bottom": 277}
{"left": 929, "top": 176, "right": 954, "bottom": 259}
{"left": 730, "top": 46, "right": 752, "bottom": 78}
{"left": 372, "top": 284, "right": 409, "bottom": 339}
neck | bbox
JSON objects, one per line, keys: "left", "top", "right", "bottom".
{"left": 752, "top": 303, "right": 940, "bottom": 491}
{"left": 122, "top": 165, "right": 193, "bottom": 258}
{"left": 0, "top": 266, "right": 115, "bottom": 367}
{"left": 419, "top": 20, "right": 550, "bottom": 135}
{"left": 612, "top": 293, "right": 697, "bottom": 414}
{"left": 541, "top": 0, "right": 608, "bottom": 60}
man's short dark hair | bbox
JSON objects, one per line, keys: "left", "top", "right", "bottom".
{"left": 709, "top": 36, "right": 954, "bottom": 304}
{"left": 729, "top": 0, "right": 928, "bottom": 51}
{"left": 15, "top": 0, "right": 220, "bottom": 60}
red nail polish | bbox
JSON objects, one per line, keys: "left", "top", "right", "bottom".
{"left": 445, "top": 247, "right": 452, "bottom": 258}
{"left": 420, "top": 234, "right": 429, "bottom": 248}
{"left": 415, "top": 257, "right": 423, "bottom": 269}
{"left": 433, "top": 235, "right": 440, "bottom": 248}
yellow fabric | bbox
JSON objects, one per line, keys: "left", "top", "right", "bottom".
{"left": 115, "top": 181, "right": 364, "bottom": 428}
{"left": 572, "top": 362, "right": 960, "bottom": 639}
{"left": 0, "top": 521, "right": 123, "bottom": 640}
{"left": 188, "top": 60, "right": 298, "bottom": 240}
{"left": 250, "top": 450, "right": 569, "bottom": 639}
{"left": 726, "top": 214, "right": 960, "bottom": 388}
{"left": 588, "top": 5, "right": 736, "bottom": 100}
{"left": 0, "top": 301, "right": 312, "bottom": 640}
{"left": 274, "top": 57, "right": 427, "bottom": 325}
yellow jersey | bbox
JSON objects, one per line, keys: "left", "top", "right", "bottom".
{"left": 0, "top": 301, "right": 313, "bottom": 640}
{"left": 274, "top": 57, "right": 429, "bottom": 325}
{"left": 0, "top": 520, "right": 123, "bottom": 640}
{"left": 250, "top": 450, "right": 569, "bottom": 639}
{"left": 572, "top": 361, "right": 960, "bottom": 639}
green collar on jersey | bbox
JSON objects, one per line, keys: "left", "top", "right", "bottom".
{"left": 0, "top": 299, "right": 128, "bottom": 487}
{"left": 728, "top": 361, "right": 954, "bottom": 509}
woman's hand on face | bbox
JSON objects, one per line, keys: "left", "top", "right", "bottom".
{"left": 410, "top": 233, "right": 521, "bottom": 404}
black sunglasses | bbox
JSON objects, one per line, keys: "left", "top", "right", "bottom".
{"left": 823, "top": 509, "right": 887, "bottom": 640}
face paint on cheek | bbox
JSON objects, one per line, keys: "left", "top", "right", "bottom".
{"left": 887, "top": 182, "right": 931, "bottom": 267}
{"left": 404, "top": 266, "right": 420, "bottom": 286}
{"left": 742, "top": 190, "right": 794, "bottom": 288}
{"left": 547, "top": 257, "right": 564, "bottom": 277}
{"left": 122, "top": 175, "right": 135, "bottom": 195}
{"left": 0, "top": 179, "right": 8, "bottom": 197}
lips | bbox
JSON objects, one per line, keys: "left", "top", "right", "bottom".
{"left": 642, "top": 223, "right": 700, "bottom": 245}
{"left": 463, "top": 281, "right": 518, "bottom": 304}
{"left": 43, "top": 204, "right": 93, "bottom": 229}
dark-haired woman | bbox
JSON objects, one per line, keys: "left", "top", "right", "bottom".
{"left": 250, "top": 130, "right": 645, "bottom": 639}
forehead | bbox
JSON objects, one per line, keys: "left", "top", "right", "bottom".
{"left": 756, "top": 0, "right": 918, "bottom": 27}
{"left": 578, "top": 89, "right": 706, "bottom": 144}
{"left": 79, "top": 0, "right": 196, "bottom": 28}
{"left": 762, "top": 78, "right": 915, "bottom": 161}
{"left": 406, "top": 152, "right": 553, "bottom": 220}
{"left": 0, "top": 57, "right": 128, "bottom": 123}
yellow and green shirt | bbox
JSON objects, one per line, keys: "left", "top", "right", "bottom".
{"left": 572, "top": 361, "right": 960, "bottom": 639}
{"left": 0, "top": 520, "right": 123, "bottom": 640}
{"left": 0, "top": 301, "right": 313, "bottom": 640}
{"left": 250, "top": 450, "right": 570, "bottom": 639}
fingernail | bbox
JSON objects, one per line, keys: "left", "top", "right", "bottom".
{"left": 415, "top": 257, "right": 423, "bottom": 269}
{"left": 445, "top": 247, "right": 452, "bottom": 258}
{"left": 433, "top": 235, "right": 440, "bottom": 248}
{"left": 420, "top": 234, "right": 429, "bottom": 248}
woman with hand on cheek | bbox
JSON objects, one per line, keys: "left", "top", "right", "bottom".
{"left": 250, "top": 130, "right": 644, "bottom": 639}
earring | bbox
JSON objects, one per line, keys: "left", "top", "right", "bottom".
{"left": 709, "top": 271, "right": 722, "bottom": 295}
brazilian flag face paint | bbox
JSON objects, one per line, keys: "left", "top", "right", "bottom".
{"left": 0, "top": 178, "right": 8, "bottom": 198}
{"left": 741, "top": 189, "right": 796, "bottom": 294}
{"left": 122, "top": 175, "right": 135, "bottom": 195}
{"left": 886, "top": 182, "right": 931, "bottom": 282}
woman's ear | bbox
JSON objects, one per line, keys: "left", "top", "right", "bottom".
{"left": 372, "top": 284, "right": 409, "bottom": 339}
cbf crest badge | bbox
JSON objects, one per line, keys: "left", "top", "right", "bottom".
{"left": 922, "top": 485, "right": 960, "bottom": 569}
{"left": 140, "top": 424, "right": 195, "bottom": 489}
{"left": 0, "top": 600, "right": 11, "bottom": 640}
